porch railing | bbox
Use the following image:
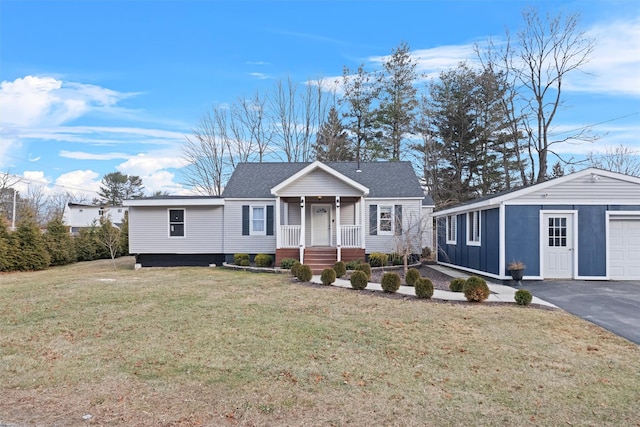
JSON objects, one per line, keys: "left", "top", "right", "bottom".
{"left": 340, "top": 225, "right": 361, "bottom": 248}
{"left": 280, "top": 225, "right": 301, "bottom": 248}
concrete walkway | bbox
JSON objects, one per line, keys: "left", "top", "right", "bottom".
{"left": 312, "top": 264, "right": 556, "bottom": 307}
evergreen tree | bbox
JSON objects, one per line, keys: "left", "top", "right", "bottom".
{"left": 45, "top": 217, "right": 76, "bottom": 266}
{"left": 13, "top": 209, "right": 50, "bottom": 271}
{"left": 97, "top": 172, "right": 144, "bottom": 205}
{"left": 118, "top": 211, "right": 129, "bottom": 256}
{"left": 0, "top": 216, "right": 17, "bottom": 272}
{"left": 312, "top": 106, "right": 353, "bottom": 161}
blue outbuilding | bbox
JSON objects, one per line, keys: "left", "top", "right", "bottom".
{"left": 434, "top": 168, "right": 640, "bottom": 281}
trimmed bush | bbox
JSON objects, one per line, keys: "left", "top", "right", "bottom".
{"left": 296, "top": 264, "right": 313, "bottom": 282}
{"left": 320, "top": 268, "right": 337, "bottom": 285}
{"left": 514, "top": 289, "right": 533, "bottom": 306}
{"left": 355, "top": 262, "right": 372, "bottom": 280}
{"left": 349, "top": 270, "right": 368, "bottom": 290}
{"left": 290, "top": 261, "right": 302, "bottom": 277}
{"left": 415, "top": 277, "right": 434, "bottom": 299}
{"left": 405, "top": 268, "right": 420, "bottom": 286}
{"left": 254, "top": 253, "right": 273, "bottom": 267}
{"left": 381, "top": 272, "right": 401, "bottom": 293}
{"left": 463, "top": 276, "right": 490, "bottom": 302}
{"left": 280, "top": 258, "right": 298, "bottom": 269}
{"left": 333, "top": 261, "right": 346, "bottom": 278}
{"left": 234, "top": 253, "right": 250, "bottom": 266}
{"left": 368, "top": 252, "right": 388, "bottom": 267}
{"left": 345, "top": 260, "right": 360, "bottom": 270}
{"left": 449, "top": 278, "right": 466, "bottom": 292}
{"left": 390, "top": 253, "right": 404, "bottom": 265}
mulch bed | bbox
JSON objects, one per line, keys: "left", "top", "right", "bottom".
{"left": 366, "top": 264, "right": 455, "bottom": 291}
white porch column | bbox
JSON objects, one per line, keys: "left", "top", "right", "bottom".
{"left": 275, "top": 196, "right": 281, "bottom": 249}
{"left": 335, "top": 196, "right": 341, "bottom": 261}
{"left": 360, "top": 196, "right": 366, "bottom": 249}
{"left": 299, "top": 196, "right": 305, "bottom": 263}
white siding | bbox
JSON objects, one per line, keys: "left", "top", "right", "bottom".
{"left": 278, "top": 169, "right": 364, "bottom": 197}
{"left": 513, "top": 175, "right": 640, "bottom": 204}
{"left": 422, "top": 206, "right": 434, "bottom": 252}
{"left": 223, "top": 200, "right": 276, "bottom": 253}
{"left": 66, "top": 205, "right": 128, "bottom": 229}
{"left": 365, "top": 199, "right": 423, "bottom": 253}
{"left": 129, "top": 206, "right": 223, "bottom": 254}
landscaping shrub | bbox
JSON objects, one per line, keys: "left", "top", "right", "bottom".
{"left": 296, "top": 264, "right": 313, "bottom": 282}
{"left": 368, "top": 252, "right": 388, "bottom": 267}
{"left": 13, "top": 212, "right": 51, "bottom": 271}
{"left": 449, "top": 278, "right": 466, "bottom": 292}
{"left": 390, "top": 253, "right": 404, "bottom": 265}
{"left": 45, "top": 218, "right": 76, "bottom": 266}
{"left": 349, "top": 270, "right": 368, "bottom": 290}
{"left": 415, "top": 277, "right": 434, "bottom": 299}
{"left": 320, "top": 268, "right": 336, "bottom": 285}
{"left": 355, "top": 262, "right": 371, "bottom": 280}
{"left": 463, "top": 276, "right": 490, "bottom": 302}
{"left": 381, "top": 272, "right": 401, "bottom": 293}
{"left": 333, "top": 261, "right": 346, "bottom": 278}
{"left": 514, "top": 289, "right": 533, "bottom": 306}
{"left": 405, "top": 268, "right": 420, "bottom": 286}
{"left": 345, "top": 260, "right": 360, "bottom": 270}
{"left": 280, "top": 258, "right": 298, "bottom": 269}
{"left": 421, "top": 247, "right": 432, "bottom": 260}
{"left": 290, "top": 261, "right": 302, "bottom": 277}
{"left": 254, "top": 253, "right": 273, "bottom": 267}
{"left": 234, "top": 253, "right": 250, "bottom": 266}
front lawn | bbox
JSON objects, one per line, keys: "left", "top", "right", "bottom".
{"left": 1, "top": 257, "right": 638, "bottom": 426}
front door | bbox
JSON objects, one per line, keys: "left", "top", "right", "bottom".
{"left": 542, "top": 213, "right": 574, "bottom": 279}
{"left": 312, "top": 204, "right": 331, "bottom": 246}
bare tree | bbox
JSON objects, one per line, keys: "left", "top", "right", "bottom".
{"left": 230, "top": 91, "right": 273, "bottom": 164}
{"left": 587, "top": 145, "right": 640, "bottom": 177}
{"left": 97, "top": 216, "right": 121, "bottom": 271}
{"left": 0, "top": 171, "right": 22, "bottom": 227}
{"left": 391, "top": 210, "right": 423, "bottom": 276}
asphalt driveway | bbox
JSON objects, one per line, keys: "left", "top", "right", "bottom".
{"left": 525, "top": 280, "right": 640, "bottom": 345}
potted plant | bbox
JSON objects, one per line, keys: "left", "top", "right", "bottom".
{"left": 507, "top": 260, "right": 526, "bottom": 286}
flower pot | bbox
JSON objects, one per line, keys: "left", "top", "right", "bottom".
{"left": 509, "top": 268, "right": 524, "bottom": 286}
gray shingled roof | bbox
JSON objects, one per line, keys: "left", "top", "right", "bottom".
{"left": 222, "top": 161, "right": 430, "bottom": 200}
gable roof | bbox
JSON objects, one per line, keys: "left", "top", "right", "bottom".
{"left": 434, "top": 167, "right": 640, "bottom": 217}
{"left": 222, "top": 161, "right": 426, "bottom": 199}
{"left": 271, "top": 161, "right": 370, "bottom": 196}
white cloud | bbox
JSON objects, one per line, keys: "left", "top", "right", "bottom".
{"left": 142, "top": 170, "right": 193, "bottom": 195}
{"left": 55, "top": 170, "right": 102, "bottom": 198}
{"left": 59, "top": 150, "right": 131, "bottom": 160}
{"left": 116, "top": 152, "right": 186, "bottom": 177}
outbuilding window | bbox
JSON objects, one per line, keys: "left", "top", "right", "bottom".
{"left": 446, "top": 215, "right": 457, "bottom": 244}
{"left": 169, "top": 209, "right": 185, "bottom": 237}
{"left": 467, "top": 211, "right": 481, "bottom": 246}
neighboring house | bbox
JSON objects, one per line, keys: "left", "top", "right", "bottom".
{"left": 434, "top": 168, "right": 640, "bottom": 281}
{"left": 64, "top": 203, "right": 128, "bottom": 234}
{"left": 124, "top": 161, "right": 435, "bottom": 270}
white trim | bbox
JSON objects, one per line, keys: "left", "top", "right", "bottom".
{"left": 377, "top": 204, "right": 394, "bottom": 236}
{"left": 445, "top": 214, "right": 457, "bottom": 245}
{"left": 275, "top": 196, "right": 281, "bottom": 248}
{"left": 125, "top": 198, "right": 223, "bottom": 207}
{"left": 436, "top": 261, "right": 543, "bottom": 281}
{"left": 606, "top": 210, "right": 640, "bottom": 280}
{"left": 539, "top": 210, "right": 578, "bottom": 279}
{"left": 311, "top": 204, "right": 332, "bottom": 246}
{"left": 271, "top": 161, "right": 369, "bottom": 196}
{"left": 433, "top": 167, "right": 640, "bottom": 217}
{"left": 168, "top": 208, "right": 186, "bottom": 238}
{"left": 250, "top": 205, "right": 267, "bottom": 236}
{"left": 466, "top": 211, "right": 481, "bottom": 246}
{"left": 499, "top": 202, "right": 506, "bottom": 276}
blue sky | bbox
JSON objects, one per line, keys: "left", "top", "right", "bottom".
{"left": 1, "top": 0, "right": 639, "bottom": 199}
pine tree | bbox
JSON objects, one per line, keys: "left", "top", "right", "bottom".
{"left": 97, "top": 172, "right": 144, "bottom": 205}
{"left": 0, "top": 217, "right": 17, "bottom": 272}
{"left": 13, "top": 209, "right": 50, "bottom": 271}
{"left": 45, "top": 217, "right": 76, "bottom": 266}
{"left": 312, "top": 106, "right": 353, "bottom": 161}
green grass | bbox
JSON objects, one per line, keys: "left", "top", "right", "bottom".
{"left": 1, "top": 257, "right": 639, "bottom": 426}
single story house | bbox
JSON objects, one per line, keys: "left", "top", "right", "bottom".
{"left": 434, "top": 168, "right": 640, "bottom": 281}
{"left": 124, "top": 161, "right": 435, "bottom": 270}
{"left": 64, "top": 203, "right": 128, "bottom": 234}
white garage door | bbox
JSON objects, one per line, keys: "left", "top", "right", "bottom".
{"left": 609, "top": 218, "right": 640, "bottom": 280}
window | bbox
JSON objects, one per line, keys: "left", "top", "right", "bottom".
{"left": 169, "top": 209, "right": 185, "bottom": 237}
{"left": 118, "top": 209, "right": 122, "bottom": 213}
{"left": 446, "top": 215, "right": 457, "bottom": 244}
{"left": 251, "top": 206, "right": 266, "bottom": 235}
{"left": 548, "top": 217, "right": 567, "bottom": 247}
{"left": 467, "top": 211, "right": 481, "bottom": 245}
{"left": 378, "top": 205, "right": 393, "bottom": 235}
{"left": 98, "top": 209, "right": 104, "bottom": 216}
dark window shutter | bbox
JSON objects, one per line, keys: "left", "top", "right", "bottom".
{"left": 369, "top": 204, "right": 377, "bottom": 236}
{"left": 242, "top": 205, "right": 250, "bottom": 236}
{"left": 395, "top": 205, "right": 402, "bottom": 236}
{"left": 266, "top": 205, "right": 274, "bottom": 236}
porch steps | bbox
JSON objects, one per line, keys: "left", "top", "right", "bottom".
{"left": 304, "top": 248, "right": 337, "bottom": 274}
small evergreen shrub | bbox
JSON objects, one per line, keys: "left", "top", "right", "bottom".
{"left": 355, "top": 263, "right": 372, "bottom": 280}
{"left": 345, "top": 260, "right": 360, "bottom": 270}
{"left": 333, "top": 261, "right": 346, "bottom": 278}
{"left": 368, "top": 252, "right": 388, "bottom": 267}
{"left": 514, "top": 289, "right": 533, "bottom": 306}
{"left": 254, "top": 253, "right": 273, "bottom": 267}
{"left": 421, "top": 247, "right": 432, "bottom": 260}
{"left": 415, "top": 277, "right": 434, "bottom": 299}
{"left": 381, "top": 272, "right": 401, "bottom": 293}
{"left": 463, "top": 276, "right": 490, "bottom": 302}
{"left": 290, "top": 261, "right": 302, "bottom": 277}
{"left": 405, "top": 268, "right": 420, "bottom": 286}
{"left": 280, "top": 258, "right": 298, "bottom": 269}
{"left": 390, "top": 253, "right": 404, "bottom": 265}
{"left": 320, "top": 268, "right": 336, "bottom": 285}
{"left": 349, "top": 270, "right": 368, "bottom": 290}
{"left": 234, "top": 253, "right": 250, "bottom": 266}
{"left": 449, "top": 278, "right": 466, "bottom": 292}
{"left": 296, "top": 264, "right": 313, "bottom": 282}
